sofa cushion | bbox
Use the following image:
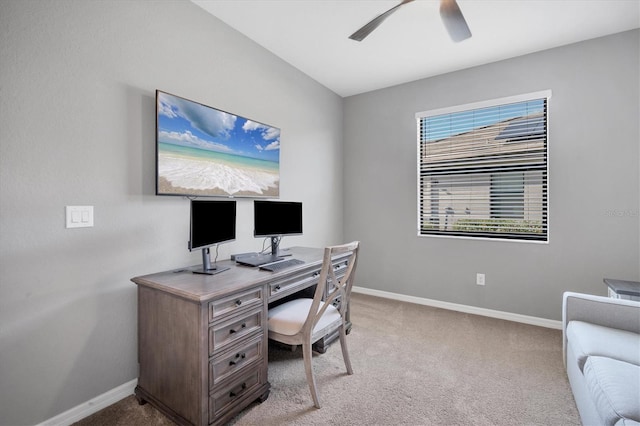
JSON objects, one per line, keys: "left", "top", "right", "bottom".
{"left": 584, "top": 356, "right": 640, "bottom": 425}
{"left": 566, "top": 321, "right": 640, "bottom": 371}
{"left": 615, "top": 419, "right": 640, "bottom": 426}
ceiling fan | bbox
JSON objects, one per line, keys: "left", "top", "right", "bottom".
{"left": 349, "top": 0, "right": 472, "bottom": 43}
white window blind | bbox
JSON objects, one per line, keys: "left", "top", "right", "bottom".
{"left": 416, "top": 91, "right": 550, "bottom": 241}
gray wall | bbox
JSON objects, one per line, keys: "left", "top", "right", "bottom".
{"left": 1, "top": 0, "right": 638, "bottom": 423}
{"left": 0, "top": 1, "right": 343, "bottom": 424}
{"left": 344, "top": 29, "right": 640, "bottom": 321}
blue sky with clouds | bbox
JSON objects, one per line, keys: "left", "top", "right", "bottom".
{"left": 157, "top": 91, "right": 280, "bottom": 163}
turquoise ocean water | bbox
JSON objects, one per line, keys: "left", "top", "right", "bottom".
{"left": 159, "top": 142, "right": 278, "bottom": 172}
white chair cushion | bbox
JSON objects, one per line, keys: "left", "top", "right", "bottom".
{"left": 268, "top": 298, "right": 341, "bottom": 336}
{"left": 566, "top": 321, "right": 640, "bottom": 372}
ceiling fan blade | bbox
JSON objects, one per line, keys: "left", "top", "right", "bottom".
{"left": 349, "top": 0, "right": 415, "bottom": 42}
{"left": 439, "top": 0, "right": 472, "bottom": 42}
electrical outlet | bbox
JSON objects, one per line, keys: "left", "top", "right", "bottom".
{"left": 476, "top": 273, "right": 485, "bottom": 286}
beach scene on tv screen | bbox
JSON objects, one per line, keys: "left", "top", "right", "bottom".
{"left": 157, "top": 91, "right": 280, "bottom": 197}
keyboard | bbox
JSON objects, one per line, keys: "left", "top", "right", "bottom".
{"left": 259, "top": 258, "right": 305, "bottom": 272}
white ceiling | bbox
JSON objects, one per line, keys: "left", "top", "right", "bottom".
{"left": 192, "top": 0, "right": 640, "bottom": 97}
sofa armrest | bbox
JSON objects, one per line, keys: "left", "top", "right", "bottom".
{"left": 562, "top": 291, "right": 640, "bottom": 366}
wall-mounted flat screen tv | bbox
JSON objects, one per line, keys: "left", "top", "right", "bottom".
{"left": 156, "top": 90, "right": 280, "bottom": 198}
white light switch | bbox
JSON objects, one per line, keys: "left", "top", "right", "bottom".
{"left": 66, "top": 206, "right": 94, "bottom": 228}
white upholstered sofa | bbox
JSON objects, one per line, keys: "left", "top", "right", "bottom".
{"left": 563, "top": 292, "right": 640, "bottom": 425}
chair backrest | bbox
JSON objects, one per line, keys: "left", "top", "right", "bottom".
{"left": 303, "top": 241, "right": 360, "bottom": 339}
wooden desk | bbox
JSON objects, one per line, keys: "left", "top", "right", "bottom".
{"left": 131, "top": 247, "right": 350, "bottom": 426}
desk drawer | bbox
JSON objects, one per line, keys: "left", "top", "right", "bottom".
{"left": 209, "top": 335, "right": 263, "bottom": 389}
{"left": 209, "top": 288, "right": 263, "bottom": 322}
{"left": 209, "top": 307, "right": 263, "bottom": 356}
{"left": 269, "top": 259, "right": 350, "bottom": 300}
{"left": 268, "top": 268, "right": 321, "bottom": 300}
{"left": 209, "top": 366, "right": 262, "bottom": 422}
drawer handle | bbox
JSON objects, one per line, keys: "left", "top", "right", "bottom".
{"left": 229, "top": 352, "right": 246, "bottom": 366}
{"left": 235, "top": 299, "right": 242, "bottom": 306}
{"left": 229, "top": 323, "right": 247, "bottom": 334}
{"left": 274, "top": 285, "right": 281, "bottom": 291}
{"left": 229, "top": 382, "right": 247, "bottom": 398}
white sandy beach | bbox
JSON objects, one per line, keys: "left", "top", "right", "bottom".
{"left": 158, "top": 152, "right": 279, "bottom": 196}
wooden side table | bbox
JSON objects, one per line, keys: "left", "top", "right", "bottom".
{"left": 603, "top": 278, "right": 640, "bottom": 301}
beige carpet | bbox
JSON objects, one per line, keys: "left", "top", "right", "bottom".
{"left": 74, "top": 293, "right": 580, "bottom": 425}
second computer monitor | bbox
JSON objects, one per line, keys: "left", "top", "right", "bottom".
{"left": 254, "top": 200, "right": 302, "bottom": 256}
{"left": 254, "top": 200, "right": 302, "bottom": 237}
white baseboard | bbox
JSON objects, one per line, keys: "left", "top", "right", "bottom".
{"left": 37, "top": 378, "right": 137, "bottom": 426}
{"left": 352, "top": 286, "right": 562, "bottom": 330}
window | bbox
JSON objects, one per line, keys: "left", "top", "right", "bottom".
{"left": 490, "top": 172, "right": 524, "bottom": 219}
{"left": 417, "top": 91, "right": 550, "bottom": 241}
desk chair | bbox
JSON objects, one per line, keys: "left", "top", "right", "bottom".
{"left": 267, "top": 241, "right": 360, "bottom": 408}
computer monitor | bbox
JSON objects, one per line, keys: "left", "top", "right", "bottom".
{"left": 254, "top": 200, "right": 302, "bottom": 257}
{"left": 189, "top": 199, "right": 236, "bottom": 275}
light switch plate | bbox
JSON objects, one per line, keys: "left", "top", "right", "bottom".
{"left": 66, "top": 206, "right": 94, "bottom": 228}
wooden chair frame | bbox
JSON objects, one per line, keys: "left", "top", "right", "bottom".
{"left": 267, "top": 241, "right": 360, "bottom": 408}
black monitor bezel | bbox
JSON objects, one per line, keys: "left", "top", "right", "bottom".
{"left": 253, "top": 200, "right": 303, "bottom": 238}
{"left": 189, "top": 199, "right": 237, "bottom": 252}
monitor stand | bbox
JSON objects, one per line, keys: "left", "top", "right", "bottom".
{"left": 192, "top": 247, "right": 230, "bottom": 275}
{"left": 269, "top": 236, "right": 292, "bottom": 258}
{"left": 235, "top": 237, "right": 289, "bottom": 267}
